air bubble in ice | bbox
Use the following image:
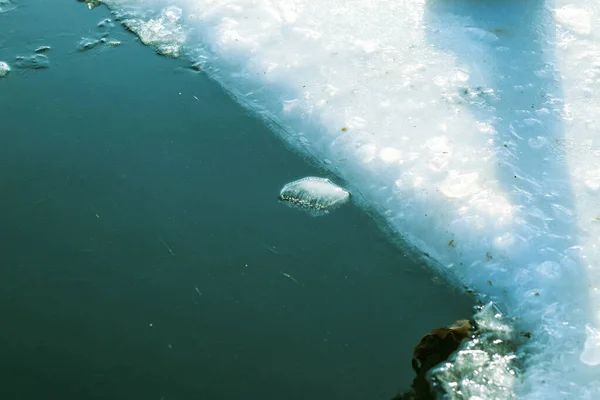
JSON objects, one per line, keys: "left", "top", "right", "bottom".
{"left": 279, "top": 177, "right": 350, "bottom": 216}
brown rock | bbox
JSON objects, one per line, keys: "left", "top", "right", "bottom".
{"left": 412, "top": 319, "right": 472, "bottom": 374}
{"left": 392, "top": 319, "right": 473, "bottom": 400}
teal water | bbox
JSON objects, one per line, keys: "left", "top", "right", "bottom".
{"left": 0, "top": 2, "right": 473, "bottom": 399}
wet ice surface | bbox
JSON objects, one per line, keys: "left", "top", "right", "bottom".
{"left": 430, "top": 303, "right": 521, "bottom": 400}
{"left": 279, "top": 177, "right": 350, "bottom": 216}
{"left": 120, "top": 7, "right": 185, "bottom": 57}
{"left": 95, "top": 0, "right": 600, "bottom": 397}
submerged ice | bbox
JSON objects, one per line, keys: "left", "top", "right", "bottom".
{"left": 15, "top": 54, "right": 49, "bottom": 69}
{"left": 97, "top": 0, "right": 600, "bottom": 397}
{"left": 77, "top": 17, "right": 121, "bottom": 52}
{"left": 279, "top": 177, "right": 350, "bottom": 215}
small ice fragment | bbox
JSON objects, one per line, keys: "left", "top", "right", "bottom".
{"left": 76, "top": 0, "right": 101, "bottom": 10}
{"left": 34, "top": 46, "right": 51, "bottom": 54}
{"left": 279, "top": 177, "right": 350, "bottom": 216}
{"left": 0, "top": 61, "right": 10, "bottom": 77}
{"left": 77, "top": 37, "right": 102, "bottom": 52}
{"left": 97, "top": 18, "right": 112, "bottom": 28}
{"left": 15, "top": 54, "right": 49, "bottom": 69}
{"left": 106, "top": 40, "right": 121, "bottom": 47}
{"left": 0, "top": 0, "right": 16, "bottom": 13}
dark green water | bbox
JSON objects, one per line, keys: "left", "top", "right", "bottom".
{"left": 0, "top": 2, "right": 473, "bottom": 399}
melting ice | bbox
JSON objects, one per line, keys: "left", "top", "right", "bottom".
{"left": 0, "top": 61, "right": 9, "bottom": 77}
{"left": 96, "top": 0, "right": 600, "bottom": 398}
{"left": 279, "top": 177, "right": 350, "bottom": 215}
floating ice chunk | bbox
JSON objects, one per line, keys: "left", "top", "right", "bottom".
{"left": 0, "top": 0, "right": 15, "bottom": 13}
{"left": 15, "top": 54, "right": 49, "bottom": 69}
{"left": 279, "top": 177, "right": 350, "bottom": 216}
{"left": 34, "top": 46, "right": 51, "bottom": 54}
{"left": 0, "top": 61, "right": 9, "bottom": 77}
{"left": 97, "top": 18, "right": 113, "bottom": 29}
{"left": 77, "top": 37, "right": 104, "bottom": 52}
{"left": 76, "top": 0, "right": 101, "bottom": 10}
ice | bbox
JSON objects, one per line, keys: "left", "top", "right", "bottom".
{"left": 98, "top": 0, "right": 600, "bottom": 397}
{"left": 34, "top": 46, "right": 51, "bottom": 54}
{"left": 279, "top": 177, "right": 350, "bottom": 216}
{"left": 581, "top": 325, "right": 600, "bottom": 366}
{"left": 76, "top": 0, "right": 101, "bottom": 10}
{"left": 77, "top": 37, "right": 105, "bottom": 52}
{"left": 0, "top": 61, "right": 9, "bottom": 78}
{"left": 0, "top": 0, "right": 15, "bottom": 13}
{"left": 121, "top": 6, "right": 185, "bottom": 57}
{"left": 77, "top": 17, "right": 121, "bottom": 52}
{"left": 430, "top": 303, "right": 520, "bottom": 399}
{"left": 15, "top": 54, "right": 49, "bottom": 69}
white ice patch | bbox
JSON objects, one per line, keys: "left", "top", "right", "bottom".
{"left": 0, "top": 61, "right": 9, "bottom": 77}
{"left": 279, "top": 177, "right": 350, "bottom": 216}
{"left": 121, "top": 6, "right": 185, "bottom": 57}
{"left": 99, "top": 0, "right": 600, "bottom": 397}
{"left": 555, "top": 6, "right": 592, "bottom": 36}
